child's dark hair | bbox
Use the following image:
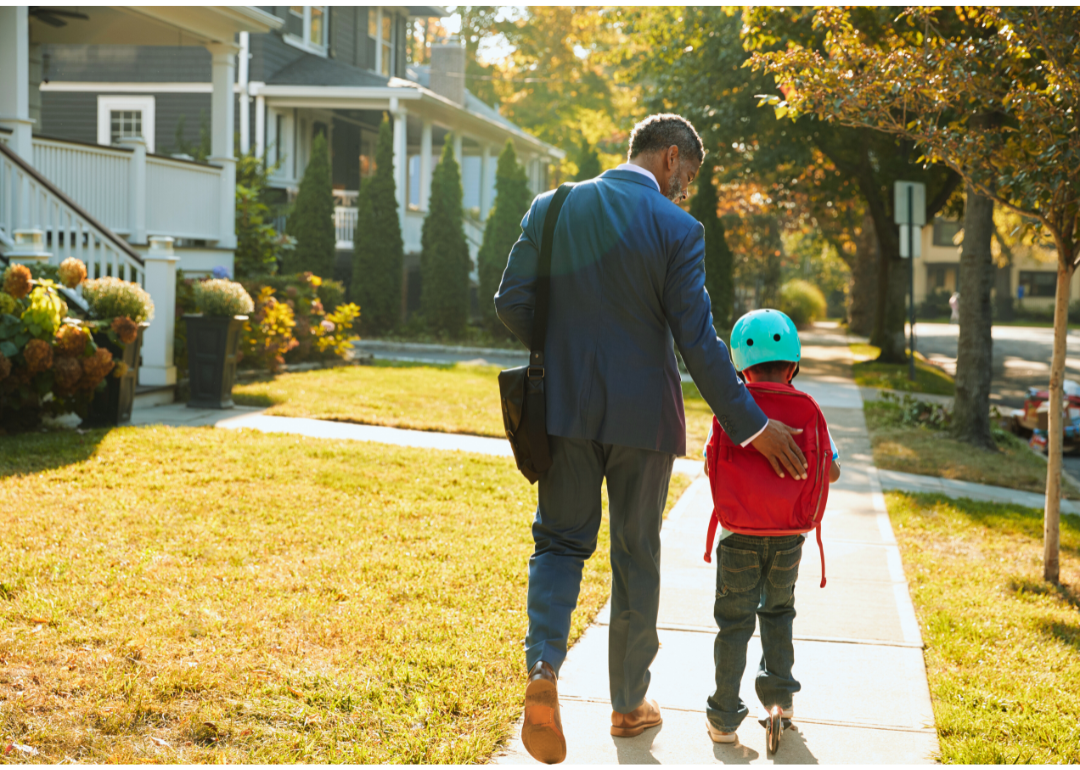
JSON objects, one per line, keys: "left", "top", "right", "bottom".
{"left": 742, "top": 360, "right": 799, "bottom": 379}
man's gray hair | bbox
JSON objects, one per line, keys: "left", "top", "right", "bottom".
{"left": 627, "top": 114, "right": 705, "bottom": 164}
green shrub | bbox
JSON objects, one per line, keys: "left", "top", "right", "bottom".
{"left": 478, "top": 141, "right": 533, "bottom": 335}
{"left": 240, "top": 287, "right": 298, "bottom": 372}
{"left": 82, "top": 277, "right": 155, "bottom": 324}
{"left": 351, "top": 117, "right": 404, "bottom": 334}
{"left": 234, "top": 149, "right": 291, "bottom": 278}
{"left": 420, "top": 140, "right": 471, "bottom": 337}
{"left": 193, "top": 279, "right": 255, "bottom": 317}
{"left": 776, "top": 279, "right": 827, "bottom": 329}
{"left": 920, "top": 288, "right": 952, "bottom": 319}
{"left": 284, "top": 133, "right": 335, "bottom": 278}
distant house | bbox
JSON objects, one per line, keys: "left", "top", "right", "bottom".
{"left": 913, "top": 218, "right": 1075, "bottom": 312}
{"left": 0, "top": 5, "right": 280, "bottom": 392}
{"left": 36, "top": 5, "right": 564, "bottom": 314}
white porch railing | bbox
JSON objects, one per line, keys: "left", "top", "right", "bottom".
{"left": 146, "top": 155, "right": 221, "bottom": 240}
{"left": 23, "top": 135, "right": 227, "bottom": 244}
{"left": 0, "top": 140, "right": 145, "bottom": 284}
{"left": 333, "top": 189, "right": 358, "bottom": 207}
{"left": 334, "top": 205, "right": 356, "bottom": 249}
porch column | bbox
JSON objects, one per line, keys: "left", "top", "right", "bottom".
{"left": 254, "top": 91, "right": 266, "bottom": 160}
{"left": 392, "top": 105, "right": 407, "bottom": 229}
{"left": 140, "top": 236, "right": 179, "bottom": 387}
{"left": 479, "top": 142, "right": 493, "bottom": 221}
{"left": 118, "top": 137, "right": 147, "bottom": 245}
{"left": 208, "top": 43, "right": 237, "bottom": 249}
{"left": 419, "top": 118, "right": 433, "bottom": 212}
{"left": 238, "top": 32, "right": 250, "bottom": 154}
{"left": 0, "top": 6, "right": 33, "bottom": 158}
{"left": 452, "top": 132, "right": 463, "bottom": 167}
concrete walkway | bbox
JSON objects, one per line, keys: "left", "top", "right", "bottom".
{"left": 493, "top": 331, "right": 940, "bottom": 764}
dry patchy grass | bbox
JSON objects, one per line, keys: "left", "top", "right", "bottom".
{"left": 0, "top": 427, "right": 688, "bottom": 763}
{"left": 888, "top": 492, "right": 1080, "bottom": 762}
{"left": 233, "top": 362, "right": 715, "bottom": 458}
{"left": 864, "top": 399, "right": 1079, "bottom": 499}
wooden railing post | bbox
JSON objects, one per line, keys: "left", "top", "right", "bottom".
{"left": 139, "top": 235, "right": 178, "bottom": 387}
{"left": 119, "top": 137, "right": 147, "bottom": 245}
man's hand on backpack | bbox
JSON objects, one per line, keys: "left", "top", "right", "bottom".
{"left": 751, "top": 419, "right": 808, "bottom": 480}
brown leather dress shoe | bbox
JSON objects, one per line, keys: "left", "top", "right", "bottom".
{"left": 522, "top": 661, "right": 566, "bottom": 764}
{"left": 610, "top": 698, "right": 663, "bottom": 737}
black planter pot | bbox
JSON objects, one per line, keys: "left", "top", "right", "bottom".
{"left": 83, "top": 326, "right": 144, "bottom": 428}
{"left": 184, "top": 314, "right": 247, "bottom": 409}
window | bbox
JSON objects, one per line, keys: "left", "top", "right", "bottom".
{"left": 932, "top": 217, "right": 962, "bottom": 247}
{"left": 926, "top": 264, "right": 958, "bottom": 293}
{"left": 96, "top": 95, "right": 155, "bottom": 152}
{"left": 370, "top": 8, "right": 394, "bottom": 76}
{"left": 1019, "top": 271, "right": 1058, "bottom": 299}
{"left": 283, "top": 6, "right": 327, "bottom": 55}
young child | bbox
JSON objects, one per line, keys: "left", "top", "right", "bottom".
{"left": 703, "top": 309, "right": 841, "bottom": 745}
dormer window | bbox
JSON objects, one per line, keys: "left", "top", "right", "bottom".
{"left": 285, "top": 6, "right": 327, "bottom": 55}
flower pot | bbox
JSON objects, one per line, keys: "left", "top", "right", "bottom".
{"left": 184, "top": 314, "right": 247, "bottom": 409}
{"left": 83, "top": 325, "right": 145, "bottom": 428}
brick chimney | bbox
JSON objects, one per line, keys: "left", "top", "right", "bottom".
{"left": 429, "top": 37, "right": 466, "bottom": 107}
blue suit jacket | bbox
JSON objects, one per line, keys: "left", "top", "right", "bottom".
{"left": 494, "top": 168, "right": 766, "bottom": 456}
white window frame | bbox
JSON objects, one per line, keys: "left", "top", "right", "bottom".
{"left": 283, "top": 6, "right": 328, "bottom": 56}
{"left": 374, "top": 8, "right": 395, "bottom": 77}
{"left": 97, "top": 95, "right": 155, "bottom": 153}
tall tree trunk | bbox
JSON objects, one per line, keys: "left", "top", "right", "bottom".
{"left": 847, "top": 213, "right": 878, "bottom": 336}
{"left": 1044, "top": 258, "right": 1074, "bottom": 584}
{"left": 992, "top": 225, "right": 1015, "bottom": 321}
{"left": 861, "top": 180, "right": 907, "bottom": 363}
{"left": 952, "top": 184, "right": 996, "bottom": 448}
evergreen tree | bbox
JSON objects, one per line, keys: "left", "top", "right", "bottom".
{"left": 351, "top": 117, "right": 404, "bottom": 334}
{"left": 574, "top": 139, "right": 602, "bottom": 181}
{"left": 689, "top": 161, "right": 735, "bottom": 328}
{"left": 284, "top": 133, "right": 335, "bottom": 278}
{"left": 420, "top": 139, "right": 471, "bottom": 337}
{"left": 233, "top": 149, "right": 283, "bottom": 278}
{"left": 477, "top": 141, "right": 533, "bottom": 332}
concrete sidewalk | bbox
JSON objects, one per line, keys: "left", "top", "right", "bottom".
{"left": 494, "top": 330, "right": 940, "bottom": 764}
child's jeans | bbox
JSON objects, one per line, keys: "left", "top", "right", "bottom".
{"left": 706, "top": 532, "right": 804, "bottom": 733}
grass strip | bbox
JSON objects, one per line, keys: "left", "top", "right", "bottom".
{"left": 850, "top": 343, "right": 955, "bottom": 396}
{"left": 864, "top": 398, "right": 1078, "bottom": 498}
{"left": 887, "top": 492, "right": 1080, "bottom": 763}
{"left": 233, "top": 361, "right": 716, "bottom": 458}
{"left": 0, "top": 427, "right": 688, "bottom": 763}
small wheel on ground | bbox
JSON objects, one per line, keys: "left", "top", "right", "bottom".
{"left": 765, "top": 706, "right": 783, "bottom": 754}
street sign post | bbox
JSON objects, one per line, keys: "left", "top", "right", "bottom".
{"left": 895, "top": 181, "right": 926, "bottom": 382}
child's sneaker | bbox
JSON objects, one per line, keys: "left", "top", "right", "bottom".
{"left": 706, "top": 721, "right": 737, "bottom": 744}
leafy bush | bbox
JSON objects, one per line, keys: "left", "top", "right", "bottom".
{"left": 0, "top": 265, "right": 119, "bottom": 432}
{"left": 234, "top": 149, "right": 293, "bottom": 278}
{"left": 776, "top": 279, "right": 827, "bottom": 328}
{"left": 193, "top": 279, "right": 255, "bottom": 317}
{"left": 920, "top": 288, "right": 953, "bottom": 318}
{"left": 240, "top": 287, "right": 299, "bottom": 372}
{"left": 83, "top": 277, "right": 155, "bottom": 324}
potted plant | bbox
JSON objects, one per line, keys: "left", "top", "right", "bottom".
{"left": 80, "top": 274, "right": 154, "bottom": 427}
{"left": 185, "top": 278, "right": 254, "bottom": 408}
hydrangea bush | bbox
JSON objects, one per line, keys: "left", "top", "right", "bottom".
{"left": 82, "top": 276, "right": 155, "bottom": 324}
{"left": 193, "top": 278, "right": 255, "bottom": 317}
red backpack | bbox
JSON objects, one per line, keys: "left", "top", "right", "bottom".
{"left": 704, "top": 381, "right": 830, "bottom": 588}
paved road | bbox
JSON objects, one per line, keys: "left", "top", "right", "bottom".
{"left": 912, "top": 322, "right": 1078, "bottom": 408}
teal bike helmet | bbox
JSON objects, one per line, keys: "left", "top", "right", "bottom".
{"left": 729, "top": 309, "right": 801, "bottom": 372}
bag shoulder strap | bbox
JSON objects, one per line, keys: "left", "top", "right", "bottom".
{"left": 529, "top": 183, "right": 575, "bottom": 373}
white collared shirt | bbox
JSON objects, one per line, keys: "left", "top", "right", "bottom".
{"left": 615, "top": 163, "right": 660, "bottom": 193}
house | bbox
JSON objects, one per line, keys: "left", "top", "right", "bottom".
{"left": 35, "top": 5, "right": 564, "bottom": 315}
{"left": 914, "top": 217, "right": 1075, "bottom": 312}
{"left": 0, "top": 5, "right": 281, "bottom": 392}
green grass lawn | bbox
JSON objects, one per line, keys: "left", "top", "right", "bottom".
{"left": 234, "top": 362, "right": 716, "bottom": 459}
{"left": 0, "top": 427, "right": 688, "bottom": 763}
{"left": 864, "top": 398, "right": 1080, "bottom": 498}
{"left": 888, "top": 492, "right": 1080, "bottom": 762}
{"left": 850, "top": 343, "right": 956, "bottom": 396}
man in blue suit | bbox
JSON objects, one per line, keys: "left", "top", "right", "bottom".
{"left": 495, "top": 114, "right": 807, "bottom": 763}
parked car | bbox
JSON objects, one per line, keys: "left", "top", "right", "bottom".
{"left": 1014, "top": 379, "right": 1080, "bottom": 454}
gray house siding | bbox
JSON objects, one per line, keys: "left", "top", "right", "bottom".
{"left": 249, "top": 30, "right": 306, "bottom": 83}
{"left": 42, "top": 44, "right": 211, "bottom": 82}
{"left": 39, "top": 90, "right": 212, "bottom": 156}
{"left": 329, "top": 6, "right": 354, "bottom": 65}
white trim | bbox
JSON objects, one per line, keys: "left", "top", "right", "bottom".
{"left": 42, "top": 82, "right": 248, "bottom": 94}
{"left": 97, "top": 94, "right": 155, "bottom": 153}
